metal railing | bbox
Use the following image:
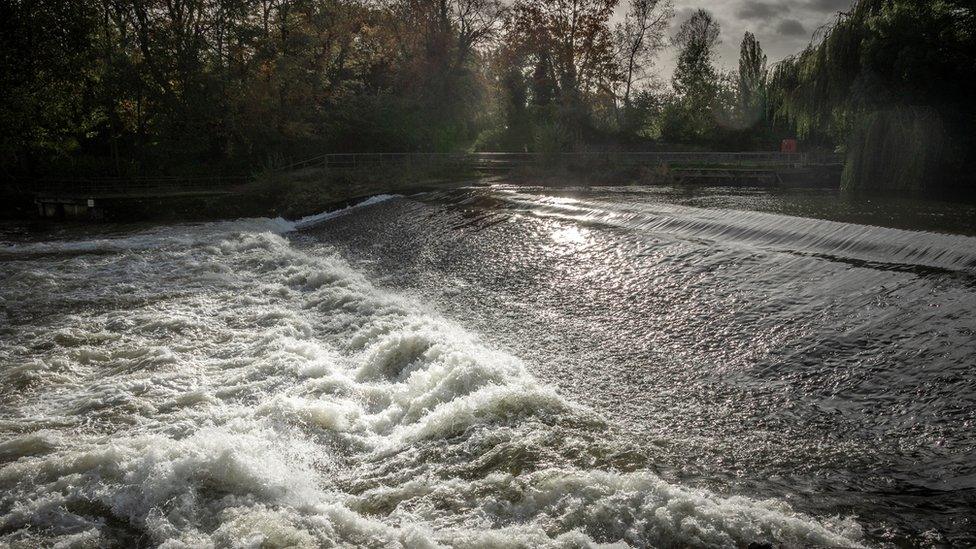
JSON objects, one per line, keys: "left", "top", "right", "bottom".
{"left": 7, "top": 175, "right": 247, "bottom": 196}
{"left": 281, "top": 151, "right": 843, "bottom": 171}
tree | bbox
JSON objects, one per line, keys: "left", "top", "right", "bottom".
{"left": 452, "top": 0, "right": 507, "bottom": 67}
{"left": 614, "top": 0, "right": 672, "bottom": 109}
{"left": 501, "top": 0, "right": 620, "bottom": 144}
{"left": 382, "top": 0, "right": 505, "bottom": 150}
{"left": 506, "top": 0, "right": 619, "bottom": 103}
{"left": 668, "top": 9, "right": 721, "bottom": 141}
{"left": 0, "top": 0, "right": 103, "bottom": 173}
{"left": 767, "top": 0, "right": 976, "bottom": 190}
{"left": 737, "top": 31, "right": 766, "bottom": 126}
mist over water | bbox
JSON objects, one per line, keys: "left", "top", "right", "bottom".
{"left": 1, "top": 186, "right": 974, "bottom": 547}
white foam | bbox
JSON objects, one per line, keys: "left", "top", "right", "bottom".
{"left": 284, "top": 194, "right": 401, "bottom": 231}
{"left": 0, "top": 218, "right": 296, "bottom": 256}
{"left": 0, "top": 431, "right": 60, "bottom": 462}
{"left": 0, "top": 211, "right": 865, "bottom": 547}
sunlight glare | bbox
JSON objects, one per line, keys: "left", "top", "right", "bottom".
{"left": 550, "top": 225, "right": 589, "bottom": 246}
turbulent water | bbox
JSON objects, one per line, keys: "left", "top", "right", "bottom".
{"left": 0, "top": 185, "right": 974, "bottom": 548}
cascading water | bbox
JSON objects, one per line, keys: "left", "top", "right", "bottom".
{"left": 1, "top": 185, "right": 973, "bottom": 547}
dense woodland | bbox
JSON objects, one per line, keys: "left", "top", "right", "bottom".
{"left": 1, "top": 0, "right": 973, "bottom": 190}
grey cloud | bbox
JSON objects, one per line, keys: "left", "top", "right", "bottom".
{"left": 669, "top": 7, "right": 702, "bottom": 39}
{"left": 808, "top": 0, "right": 852, "bottom": 12}
{"left": 737, "top": 1, "right": 788, "bottom": 21}
{"left": 776, "top": 18, "right": 808, "bottom": 36}
{"left": 670, "top": 7, "right": 699, "bottom": 29}
{"left": 659, "top": 0, "right": 829, "bottom": 76}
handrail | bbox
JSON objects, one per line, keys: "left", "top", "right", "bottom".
{"left": 282, "top": 151, "right": 843, "bottom": 170}
{"left": 6, "top": 175, "right": 248, "bottom": 195}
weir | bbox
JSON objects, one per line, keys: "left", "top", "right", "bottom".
{"left": 2, "top": 186, "right": 974, "bottom": 547}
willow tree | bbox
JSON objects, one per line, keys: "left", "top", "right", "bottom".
{"left": 767, "top": 0, "right": 975, "bottom": 191}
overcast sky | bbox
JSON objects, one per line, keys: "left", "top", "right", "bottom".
{"left": 618, "top": 0, "right": 854, "bottom": 85}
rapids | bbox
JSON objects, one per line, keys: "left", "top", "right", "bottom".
{"left": 1, "top": 185, "right": 974, "bottom": 547}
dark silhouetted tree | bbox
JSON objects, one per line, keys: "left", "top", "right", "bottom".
{"left": 737, "top": 31, "right": 766, "bottom": 127}
{"left": 767, "top": 0, "right": 976, "bottom": 190}
{"left": 614, "top": 0, "right": 672, "bottom": 109}
{"left": 666, "top": 9, "right": 720, "bottom": 141}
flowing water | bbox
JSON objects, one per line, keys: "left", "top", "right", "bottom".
{"left": 0, "top": 185, "right": 974, "bottom": 548}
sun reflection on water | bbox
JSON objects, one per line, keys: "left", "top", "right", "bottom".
{"left": 550, "top": 225, "right": 589, "bottom": 246}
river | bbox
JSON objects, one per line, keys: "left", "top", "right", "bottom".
{"left": 1, "top": 184, "right": 974, "bottom": 547}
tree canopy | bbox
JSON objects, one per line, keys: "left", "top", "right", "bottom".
{"left": 2, "top": 0, "right": 973, "bottom": 191}
{"left": 767, "top": 0, "right": 976, "bottom": 190}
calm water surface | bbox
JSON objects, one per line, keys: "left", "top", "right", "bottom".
{"left": 0, "top": 185, "right": 973, "bottom": 547}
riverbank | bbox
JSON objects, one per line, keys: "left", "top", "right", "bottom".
{"left": 15, "top": 154, "right": 976, "bottom": 225}
{"left": 0, "top": 163, "right": 486, "bottom": 223}
{"left": 504, "top": 159, "right": 843, "bottom": 188}
{"left": 239, "top": 163, "right": 487, "bottom": 220}
{"left": 3, "top": 152, "right": 853, "bottom": 223}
